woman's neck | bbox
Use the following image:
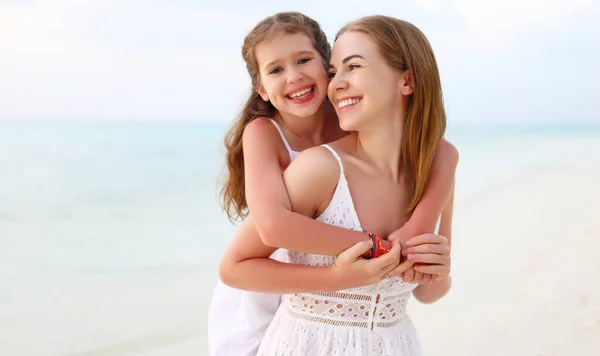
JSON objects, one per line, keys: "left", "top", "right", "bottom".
{"left": 353, "top": 115, "right": 404, "bottom": 181}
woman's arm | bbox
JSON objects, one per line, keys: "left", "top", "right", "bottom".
{"left": 388, "top": 139, "right": 459, "bottom": 243}
{"left": 387, "top": 139, "right": 458, "bottom": 283}
{"left": 242, "top": 119, "right": 385, "bottom": 255}
{"left": 411, "top": 179, "right": 455, "bottom": 304}
{"left": 219, "top": 145, "right": 404, "bottom": 293}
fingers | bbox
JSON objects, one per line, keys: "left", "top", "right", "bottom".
{"left": 406, "top": 253, "right": 450, "bottom": 265}
{"left": 362, "top": 244, "right": 400, "bottom": 273}
{"left": 401, "top": 267, "right": 415, "bottom": 283}
{"left": 402, "top": 243, "right": 450, "bottom": 256}
{"left": 382, "top": 261, "right": 441, "bottom": 284}
{"left": 406, "top": 233, "right": 448, "bottom": 247}
{"left": 398, "top": 266, "right": 441, "bottom": 284}
{"left": 388, "top": 243, "right": 402, "bottom": 258}
{"left": 377, "top": 244, "right": 402, "bottom": 270}
{"left": 414, "top": 271, "right": 431, "bottom": 284}
{"left": 371, "top": 246, "right": 402, "bottom": 282}
{"left": 414, "top": 264, "right": 450, "bottom": 276}
{"left": 407, "top": 269, "right": 439, "bottom": 284}
{"left": 385, "top": 259, "right": 413, "bottom": 277}
{"left": 338, "top": 240, "right": 373, "bottom": 261}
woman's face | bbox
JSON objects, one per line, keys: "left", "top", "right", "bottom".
{"left": 328, "top": 30, "right": 410, "bottom": 132}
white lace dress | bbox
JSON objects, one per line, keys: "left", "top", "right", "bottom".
{"left": 256, "top": 145, "right": 422, "bottom": 356}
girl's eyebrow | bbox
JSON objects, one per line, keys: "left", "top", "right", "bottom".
{"left": 263, "top": 50, "right": 315, "bottom": 70}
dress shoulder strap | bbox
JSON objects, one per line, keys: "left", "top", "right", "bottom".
{"left": 320, "top": 144, "right": 345, "bottom": 175}
{"left": 268, "top": 119, "right": 293, "bottom": 154}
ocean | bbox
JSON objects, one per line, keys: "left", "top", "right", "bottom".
{"left": 1, "top": 120, "right": 598, "bottom": 355}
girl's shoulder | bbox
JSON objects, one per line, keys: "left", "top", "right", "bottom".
{"left": 242, "top": 117, "right": 276, "bottom": 139}
{"left": 242, "top": 117, "right": 290, "bottom": 163}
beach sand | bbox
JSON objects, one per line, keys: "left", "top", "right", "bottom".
{"left": 410, "top": 156, "right": 600, "bottom": 355}
{"left": 2, "top": 147, "right": 598, "bottom": 356}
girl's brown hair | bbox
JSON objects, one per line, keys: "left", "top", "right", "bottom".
{"left": 220, "top": 12, "right": 331, "bottom": 221}
{"left": 336, "top": 15, "right": 446, "bottom": 212}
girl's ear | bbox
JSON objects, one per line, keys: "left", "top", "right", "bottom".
{"left": 256, "top": 86, "right": 270, "bottom": 102}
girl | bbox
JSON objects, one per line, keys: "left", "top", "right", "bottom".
{"left": 219, "top": 15, "right": 457, "bottom": 355}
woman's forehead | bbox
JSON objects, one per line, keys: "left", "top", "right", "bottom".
{"left": 331, "top": 31, "right": 377, "bottom": 63}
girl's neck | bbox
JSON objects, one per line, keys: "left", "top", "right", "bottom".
{"left": 277, "top": 102, "right": 342, "bottom": 147}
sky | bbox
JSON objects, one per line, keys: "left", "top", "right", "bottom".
{"left": 0, "top": 0, "right": 599, "bottom": 124}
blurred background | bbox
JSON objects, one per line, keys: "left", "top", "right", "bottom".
{"left": 1, "top": 0, "right": 599, "bottom": 355}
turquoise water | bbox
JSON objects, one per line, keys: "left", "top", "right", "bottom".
{"left": 1, "top": 120, "right": 598, "bottom": 281}
{"left": 0, "top": 121, "right": 598, "bottom": 354}
{"left": 1, "top": 124, "right": 225, "bottom": 280}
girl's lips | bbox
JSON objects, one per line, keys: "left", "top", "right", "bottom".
{"left": 285, "top": 84, "right": 314, "bottom": 98}
{"left": 286, "top": 85, "right": 316, "bottom": 104}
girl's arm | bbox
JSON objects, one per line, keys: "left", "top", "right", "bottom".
{"left": 242, "top": 119, "right": 383, "bottom": 255}
{"left": 218, "top": 216, "right": 402, "bottom": 293}
{"left": 219, "top": 145, "right": 403, "bottom": 293}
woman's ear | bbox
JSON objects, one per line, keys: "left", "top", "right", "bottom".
{"left": 399, "top": 70, "right": 414, "bottom": 96}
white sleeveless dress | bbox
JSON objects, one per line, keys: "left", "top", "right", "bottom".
{"left": 208, "top": 119, "right": 300, "bottom": 356}
{"left": 256, "top": 144, "right": 422, "bottom": 356}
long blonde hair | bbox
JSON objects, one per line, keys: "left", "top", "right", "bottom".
{"left": 336, "top": 16, "right": 446, "bottom": 213}
{"left": 221, "top": 12, "right": 331, "bottom": 221}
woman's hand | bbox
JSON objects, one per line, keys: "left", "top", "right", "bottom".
{"left": 330, "top": 240, "right": 403, "bottom": 288}
{"left": 400, "top": 233, "right": 451, "bottom": 283}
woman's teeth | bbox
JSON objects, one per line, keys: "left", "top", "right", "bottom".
{"left": 338, "top": 98, "right": 361, "bottom": 108}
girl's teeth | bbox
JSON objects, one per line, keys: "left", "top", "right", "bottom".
{"left": 289, "top": 87, "right": 313, "bottom": 99}
{"left": 338, "top": 98, "right": 361, "bottom": 108}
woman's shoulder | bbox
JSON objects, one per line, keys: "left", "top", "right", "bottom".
{"left": 436, "top": 138, "right": 460, "bottom": 168}
{"left": 428, "top": 138, "right": 459, "bottom": 181}
{"left": 282, "top": 144, "right": 344, "bottom": 216}
{"left": 290, "top": 144, "right": 342, "bottom": 173}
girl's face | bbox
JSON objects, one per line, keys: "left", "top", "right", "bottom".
{"left": 255, "top": 32, "right": 329, "bottom": 120}
{"left": 328, "top": 31, "right": 412, "bottom": 132}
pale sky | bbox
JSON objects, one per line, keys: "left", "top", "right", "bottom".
{"left": 1, "top": 0, "right": 599, "bottom": 124}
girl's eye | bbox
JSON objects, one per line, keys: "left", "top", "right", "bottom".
{"left": 298, "top": 57, "right": 311, "bottom": 64}
{"left": 269, "top": 67, "right": 283, "bottom": 74}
